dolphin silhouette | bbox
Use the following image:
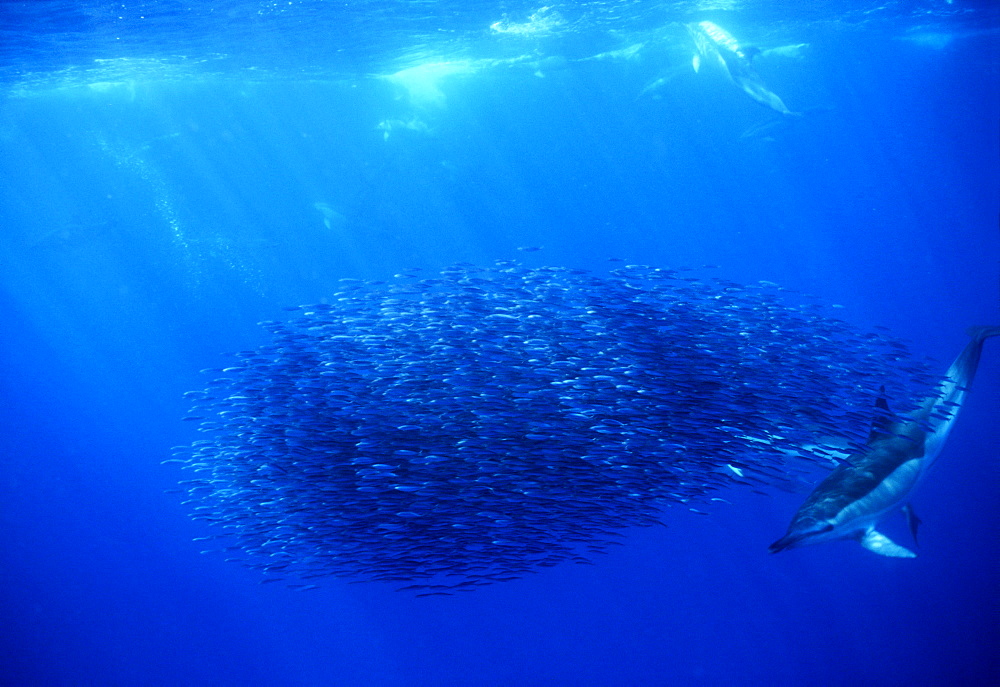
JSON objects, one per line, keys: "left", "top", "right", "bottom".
{"left": 686, "top": 21, "right": 796, "bottom": 116}
{"left": 770, "top": 326, "right": 1000, "bottom": 557}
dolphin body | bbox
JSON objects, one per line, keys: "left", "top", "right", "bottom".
{"left": 770, "top": 326, "right": 1000, "bottom": 557}
{"left": 686, "top": 21, "right": 796, "bottom": 116}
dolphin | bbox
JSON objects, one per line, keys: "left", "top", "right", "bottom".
{"left": 769, "top": 326, "right": 1000, "bottom": 557}
{"left": 686, "top": 21, "right": 796, "bottom": 116}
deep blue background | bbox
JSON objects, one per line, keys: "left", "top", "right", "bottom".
{"left": 1, "top": 2, "right": 998, "bottom": 685}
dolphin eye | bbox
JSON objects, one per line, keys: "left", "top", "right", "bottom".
{"left": 819, "top": 524, "right": 834, "bottom": 533}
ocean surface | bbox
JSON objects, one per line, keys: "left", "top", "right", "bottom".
{"left": 1, "top": 1, "right": 998, "bottom": 685}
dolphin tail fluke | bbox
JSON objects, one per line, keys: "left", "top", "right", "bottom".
{"left": 949, "top": 325, "right": 1000, "bottom": 386}
{"left": 860, "top": 530, "right": 917, "bottom": 558}
{"left": 966, "top": 325, "right": 1000, "bottom": 343}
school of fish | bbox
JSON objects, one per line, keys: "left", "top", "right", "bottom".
{"left": 173, "top": 262, "right": 937, "bottom": 594}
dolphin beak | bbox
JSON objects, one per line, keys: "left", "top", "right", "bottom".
{"left": 768, "top": 533, "right": 802, "bottom": 553}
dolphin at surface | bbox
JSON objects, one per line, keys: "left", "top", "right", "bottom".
{"left": 686, "top": 21, "right": 796, "bottom": 116}
{"left": 769, "top": 326, "right": 1000, "bottom": 558}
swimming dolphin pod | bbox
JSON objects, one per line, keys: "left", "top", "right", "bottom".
{"left": 687, "top": 21, "right": 797, "bottom": 116}
{"left": 174, "top": 262, "right": 937, "bottom": 593}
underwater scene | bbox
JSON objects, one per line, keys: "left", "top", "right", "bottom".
{"left": 1, "top": 1, "right": 998, "bottom": 685}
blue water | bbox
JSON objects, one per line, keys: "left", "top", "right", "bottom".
{"left": 1, "top": 1, "right": 998, "bottom": 685}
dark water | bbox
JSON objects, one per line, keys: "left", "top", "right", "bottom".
{"left": 1, "top": 1, "right": 998, "bottom": 685}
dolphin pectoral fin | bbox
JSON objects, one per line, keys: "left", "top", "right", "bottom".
{"left": 692, "top": 55, "right": 700, "bottom": 73}
{"left": 859, "top": 530, "right": 917, "bottom": 558}
{"left": 902, "top": 503, "right": 922, "bottom": 546}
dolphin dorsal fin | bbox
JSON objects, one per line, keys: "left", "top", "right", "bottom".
{"left": 874, "top": 387, "right": 891, "bottom": 413}
{"left": 867, "top": 386, "right": 896, "bottom": 443}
